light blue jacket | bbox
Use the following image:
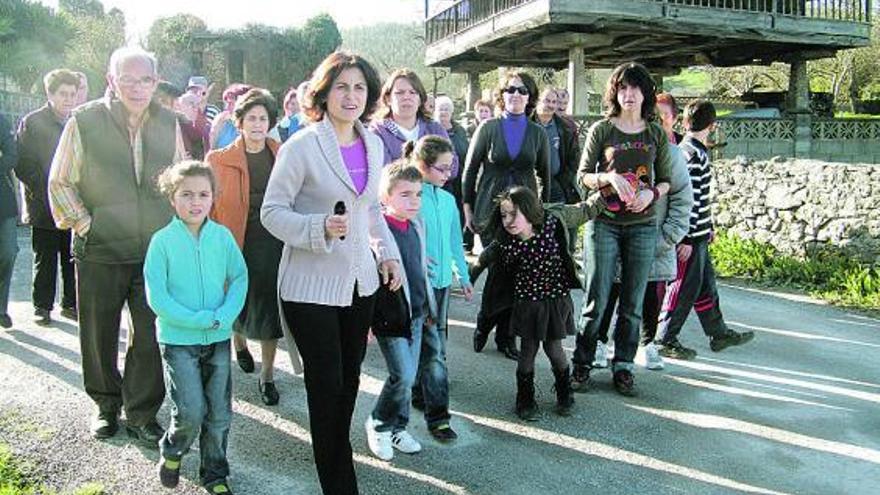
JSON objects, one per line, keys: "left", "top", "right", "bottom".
{"left": 420, "top": 182, "right": 471, "bottom": 290}
{"left": 144, "top": 217, "right": 248, "bottom": 346}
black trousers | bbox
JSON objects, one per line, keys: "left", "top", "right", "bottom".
{"left": 657, "top": 239, "right": 727, "bottom": 344}
{"left": 77, "top": 260, "right": 164, "bottom": 425}
{"left": 596, "top": 280, "right": 665, "bottom": 347}
{"left": 282, "top": 290, "right": 375, "bottom": 495}
{"left": 32, "top": 227, "right": 76, "bottom": 311}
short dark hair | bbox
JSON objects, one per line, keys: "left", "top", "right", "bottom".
{"left": 495, "top": 71, "right": 539, "bottom": 116}
{"left": 683, "top": 99, "right": 717, "bottom": 132}
{"left": 43, "top": 69, "right": 80, "bottom": 95}
{"left": 304, "top": 51, "right": 381, "bottom": 124}
{"left": 604, "top": 62, "right": 657, "bottom": 121}
{"left": 234, "top": 88, "right": 278, "bottom": 131}
{"left": 378, "top": 68, "right": 429, "bottom": 121}
{"left": 403, "top": 134, "right": 453, "bottom": 169}
{"left": 380, "top": 158, "right": 423, "bottom": 199}
{"left": 486, "top": 186, "right": 544, "bottom": 239}
{"left": 156, "top": 80, "right": 183, "bottom": 99}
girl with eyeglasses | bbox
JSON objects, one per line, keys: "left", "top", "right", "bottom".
{"left": 463, "top": 70, "right": 551, "bottom": 361}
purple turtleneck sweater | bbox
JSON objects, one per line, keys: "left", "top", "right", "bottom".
{"left": 501, "top": 111, "right": 527, "bottom": 160}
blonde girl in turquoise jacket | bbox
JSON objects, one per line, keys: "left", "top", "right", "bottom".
{"left": 144, "top": 161, "right": 247, "bottom": 495}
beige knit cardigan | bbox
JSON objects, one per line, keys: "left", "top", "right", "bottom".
{"left": 261, "top": 118, "right": 400, "bottom": 373}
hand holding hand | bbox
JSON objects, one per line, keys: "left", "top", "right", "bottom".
{"left": 626, "top": 189, "right": 654, "bottom": 213}
{"left": 604, "top": 171, "right": 635, "bottom": 204}
{"left": 380, "top": 260, "right": 403, "bottom": 291}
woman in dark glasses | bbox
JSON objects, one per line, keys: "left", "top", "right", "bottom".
{"left": 463, "top": 70, "right": 550, "bottom": 360}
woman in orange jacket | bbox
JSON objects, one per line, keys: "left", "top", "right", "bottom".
{"left": 207, "top": 88, "right": 284, "bottom": 405}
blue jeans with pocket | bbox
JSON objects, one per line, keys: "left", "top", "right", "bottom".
{"left": 418, "top": 288, "right": 452, "bottom": 429}
{"left": 573, "top": 220, "right": 657, "bottom": 372}
{"left": 372, "top": 315, "right": 425, "bottom": 433}
{"left": 159, "top": 340, "right": 232, "bottom": 487}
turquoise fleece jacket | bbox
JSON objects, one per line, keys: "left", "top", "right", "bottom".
{"left": 144, "top": 217, "right": 248, "bottom": 345}
{"left": 420, "top": 182, "right": 471, "bottom": 290}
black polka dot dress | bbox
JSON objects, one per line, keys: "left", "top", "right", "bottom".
{"left": 500, "top": 215, "right": 575, "bottom": 341}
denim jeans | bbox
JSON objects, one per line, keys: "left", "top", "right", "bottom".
{"left": 574, "top": 220, "right": 657, "bottom": 372}
{"left": 0, "top": 217, "right": 19, "bottom": 315}
{"left": 159, "top": 340, "right": 232, "bottom": 487}
{"left": 418, "top": 288, "right": 451, "bottom": 429}
{"left": 372, "top": 315, "right": 425, "bottom": 433}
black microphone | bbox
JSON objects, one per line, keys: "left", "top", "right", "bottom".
{"left": 334, "top": 201, "right": 346, "bottom": 241}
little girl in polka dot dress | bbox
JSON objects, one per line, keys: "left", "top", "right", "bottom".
{"left": 479, "top": 186, "right": 604, "bottom": 420}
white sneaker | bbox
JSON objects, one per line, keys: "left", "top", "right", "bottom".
{"left": 391, "top": 430, "right": 422, "bottom": 454}
{"left": 638, "top": 343, "right": 665, "bottom": 370}
{"left": 365, "top": 416, "right": 393, "bottom": 461}
{"left": 592, "top": 342, "right": 609, "bottom": 368}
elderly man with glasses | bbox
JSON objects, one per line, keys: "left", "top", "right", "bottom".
{"left": 48, "top": 46, "right": 187, "bottom": 444}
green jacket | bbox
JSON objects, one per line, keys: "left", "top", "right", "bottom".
{"left": 144, "top": 217, "right": 248, "bottom": 346}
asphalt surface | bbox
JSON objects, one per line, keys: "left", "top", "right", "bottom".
{"left": 1, "top": 226, "right": 878, "bottom": 494}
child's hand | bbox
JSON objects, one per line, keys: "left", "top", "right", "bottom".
{"left": 676, "top": 244, "right": 693, "bottom": 262}
{"left": 380, "top": 259, "right": 403, "bottom": 291}
{"left": 462, "top": 283, "right": 474, "bottom": 301}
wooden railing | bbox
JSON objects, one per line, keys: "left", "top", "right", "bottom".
{"left": 425, "top": 0, "right": 872, "bottom": 44}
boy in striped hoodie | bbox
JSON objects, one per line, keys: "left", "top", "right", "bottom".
{"left": 655, "top": 100, "right": 754, "bottom": 359}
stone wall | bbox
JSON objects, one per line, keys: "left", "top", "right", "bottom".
{"left": 712, "top": 157, "right": 880, "bottom": 261}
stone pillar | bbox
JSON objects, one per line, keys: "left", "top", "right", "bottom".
{"left": 466, "top": 71, "right": 481, "bottom": 113}
{"left": 788, "top": 57, "right": 811, "bottom": 159}
{"left": 567, "top": 46, "right": 588, "bottom": 116}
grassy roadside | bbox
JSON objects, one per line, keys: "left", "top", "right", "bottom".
{"left": 0, "top": 443, "right": 105, "bottom": 495}
{"left": 710, "top": 230, "right": 880, "bottom": 317}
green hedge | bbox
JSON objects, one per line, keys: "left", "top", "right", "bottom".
{"left": 709, "top": 231, "right": 880, "bottom": 312}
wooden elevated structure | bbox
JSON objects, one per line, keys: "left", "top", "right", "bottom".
{"left": 425, "top": 0, "right": 873, "bottom": 159}
{"left": 426, "top": 0, "right": 872, "bottom": 72}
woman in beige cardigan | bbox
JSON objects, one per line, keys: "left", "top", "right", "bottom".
{"left": 260, "top": 51, "right": 401, "bottom": 495}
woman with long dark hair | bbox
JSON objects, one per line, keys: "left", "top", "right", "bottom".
{"left": 570, "top": 62, "right": 672, "bottom": 396}
{"left": 261, "top": 51, "right": 401, "bottom": 495}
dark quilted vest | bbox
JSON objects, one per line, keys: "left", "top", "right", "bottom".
{"left": 74, "top": 98, "right": 175, "bottom": 263}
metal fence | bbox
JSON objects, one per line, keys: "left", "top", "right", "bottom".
{"left": 0, "top": 90, "right": 42, "bottom": 125}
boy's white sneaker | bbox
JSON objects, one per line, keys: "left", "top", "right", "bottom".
{"left": 391, "top": 430, "right": 422, "bottom": 454}
{"left": 365, "top": 416, "right": 393, "bottom": 461}
{"left": 637, "top": 343, "right": 665, "bottom": 370}
{"left": 592, "top": 341, "right": 609, "bottom": 368}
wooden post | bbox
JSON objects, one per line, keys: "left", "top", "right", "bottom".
{"left": 787, "top": 57, "right": 812, "bottom": 158}
{"left": 567, "top": 45, "right": 588, "bottom": 115}
{"left": 466, "top": 71, "right": 481, "bottom": 113}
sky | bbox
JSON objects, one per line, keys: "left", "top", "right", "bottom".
{"left": 37, "top": 0, "right": 430, "bottom": 40}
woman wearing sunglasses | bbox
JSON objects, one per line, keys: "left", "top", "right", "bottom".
{"left": 463, "top": 70, "right": 551, "bottom": 360}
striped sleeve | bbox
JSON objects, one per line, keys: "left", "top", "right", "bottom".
{"left": 48, "top": 117, "right": 91, "bottom": 235}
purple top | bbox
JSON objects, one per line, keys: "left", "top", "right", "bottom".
{"left": 501, "top": 111, "right": 528, "bottom": 160}
{"left": 369, "top": 118, "right": 460, "bottom": 177}
{"left": 340, "top": 137, "right": 368, "bottom": 194}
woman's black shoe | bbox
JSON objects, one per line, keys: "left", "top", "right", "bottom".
{"left": 236, "top": 348, "right": 255, "bottom": 373}
{"left": 473, "top": 329, "right": 489, "bottom": 352}
{"left": 259, "top": 380, "right": 279, "bottom": 406}
{"left": 498, "top": 342, "right": 519, "bottom": 361}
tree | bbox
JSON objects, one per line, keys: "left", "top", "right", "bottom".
{"left": 0, "top": 0, "right": 73, "bottom": 92}
{"left": 145, "top": 14, "right": 209, "bottom": 87}
{"left": 58, "top": 0, "right": 104, "bottom": 17}
{"left": 59, "top": 3, "right": 125, "bottom": 98}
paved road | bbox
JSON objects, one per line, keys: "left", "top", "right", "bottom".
{"left": 1, "top": 226, "right": 878, "bottom": 494}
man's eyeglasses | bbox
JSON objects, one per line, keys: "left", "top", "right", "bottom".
{"left": 430, "top": 164, "right": 454, "bottom": 175}
{"left": 503, "top": 86, "right": 529, "bottom": 96}
{"left": 117, "top": 75, "right": 157, "bottom": 88}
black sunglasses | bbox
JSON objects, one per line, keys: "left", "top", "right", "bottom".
{"left": 503, "top": 86, "right": 529, "bottom": 96}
